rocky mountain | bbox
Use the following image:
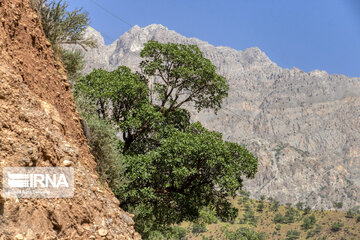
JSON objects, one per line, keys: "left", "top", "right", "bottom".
{"left": 0, "top": 0, "right": 140, "bottom": 239}
{"left": 76, "top": 24, "right": 360, "bottom": 210}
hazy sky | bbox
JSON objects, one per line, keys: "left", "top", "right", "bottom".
{"left": 67, "top": 0, "right": 360, "bottom": 77}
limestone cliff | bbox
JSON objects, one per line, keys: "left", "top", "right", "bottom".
{"left": 0, "top": 0, "right": 140, "bottom": 239}
{"left": 76, "top": 24, "right": 360, "bottom": 210}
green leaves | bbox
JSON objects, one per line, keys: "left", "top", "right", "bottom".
{"left": 117, "top": 122, "right": 257, "bottom": 235}
{"left": 34, "top": 0, "right": 96, "bottom": 50}
{"left": 140, "top": 40, "right": 229, "bottom": 113}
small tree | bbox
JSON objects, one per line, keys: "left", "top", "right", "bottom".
{"left": 301, "top": 215, "right": 316, "bottom": 230}
{"left": 32, "top": 0, "right": 96, "bottom": 80}
{"left": 33, "top": 0, "right": 96, "bottom": 52}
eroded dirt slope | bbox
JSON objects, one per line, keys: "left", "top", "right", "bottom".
{"left": 0, "top": 0, "right": 140, "bottom": 239}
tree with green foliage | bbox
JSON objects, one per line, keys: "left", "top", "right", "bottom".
{"left": 75, "top": 41, "right": 257, "bottom": 238}
{"left": 32, "top": 0, "right": 96, "bottom": 51}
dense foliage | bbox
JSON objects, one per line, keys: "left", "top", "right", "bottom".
{"left": 32, "top": 0, "right": 95, "bottom": 80}
{"left": 75, "top": 40, "right": 258, "bottom": 237}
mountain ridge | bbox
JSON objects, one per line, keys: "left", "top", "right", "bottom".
{"left": 74, "top": 24, "right": 360, "bottom": 210}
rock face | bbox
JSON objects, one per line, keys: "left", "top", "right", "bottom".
{"left": 78, "top": 24, "right": 360, "bottom": 210}
{"left": 0, "top": 0, "right": 140, "bottom": 239}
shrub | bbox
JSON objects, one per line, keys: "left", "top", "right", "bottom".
{"left": 301, "top": 215, "right": 316, "bottom": 230}
{"left": 224, "top": 227, "right": 268, "bottom": 240}
{"left": 273, "top": 213, "right": 285, "bottom": 224}
{"left": 286, "top": 229, "right": 300, "bottom": 240}
{"left": 270, "top": 201, "right": 280, "bottom": 212}
{"left": 192, "top": 223, "right": 207, "bottom": 234}
{"left": 275, "top": 224, "right": 281, "bottom": 231}
{"left": 81, "top": 114, "right": 127, "bottom": 188}
{"left": 303, "top": 206, "right": 311, "bottom": 215}
{"left": 199, "top": 208, "right": 218, "bottom": 224}
{"left": 331, "top": 221, "right": 344, "bottom": 232}
{"left": 296, "top": 202, "right": 304, "bottom": 210}
{"left": 333, "top": 201, "right": 343, "bottom": 209}
{"left": 32, "top": 0, "right": 96, "bottom": 80}
{"left": 345, "top": 210, "right": 355, "bottom": 218}
{"left": 243, "top": 204, "right": 258, "bottom": 226}
{"left": 284, "top": 207, "right": 298, "bottom": 223}
{"left": 306, "top": 224, "right": 322, "bottom": 238}
{"left": 257, "top": 201, "right": 264, "bottom": 212}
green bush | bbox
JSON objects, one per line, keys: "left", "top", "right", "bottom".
{"left": 224, "top": 227, "right": 268, "bottom": 240}
{"left": 32, "top": 0, "right": 96, "bottom": 81}
{"left": 285, "top": 229, "right": 300, "bottom": 240}
{"left": 333, "top": 201, "right": 343, "bottom": 209}
{"left": 81, "top": 114, "right": 127, "bottom": 188}
{"left": 148, "top": 226, "right": 188, "bottom": 240}
{"left": 306, "top": 224, "right": 322, "bottom": 238}
{"left": 303, "top": 206, "right": 311, "bottom": 215}
{"left": 345, "top": 210, "right": 355, "bottom": 218}
{"left": 192, "top": 223, "right": 207, "bottom": 234}
{"left": 331, "top": 221, "right": 344, "bottom": 232}
{"left": 270, "top": 201, "right": 280, "bottom": 212}
{"left": 301, "top": 215, "right": 316, "bottom": 230}
{"left": 273, "top": 213, "right": 285, "bottom": 224}
{"left": 257, "top": 201, "right": 265, "bottom": 212}
{"left": 296, "top": 202, "right": 304, "bottom": 210}
{"left": 243, "top": 204, "right": 258, "bottom": 226}
{"left": 284, "top": 207, "right": 298, "bottom": 223}
{"left": 199, "top": 208, "right": 218, "bottom": 224}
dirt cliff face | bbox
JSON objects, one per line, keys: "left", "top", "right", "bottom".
{"left": 0, "top": 0, "right": 140, "bottom": 239}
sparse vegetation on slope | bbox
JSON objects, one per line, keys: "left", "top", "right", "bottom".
{"left": 178, "top": 195, "right": 360, "bottom": 240}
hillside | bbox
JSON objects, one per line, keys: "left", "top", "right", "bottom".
{"left": 0, "top": 0, "right": 140, "bottom": 238}
{"left": 181, "top": 196, "right": 360, "bottom": 240}
{"left": 73, "top": 24, "right": 360, "bottom": 210}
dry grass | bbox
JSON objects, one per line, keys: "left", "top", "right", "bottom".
{"left": 180, "top": 197, "right": 360, "bottom": 240}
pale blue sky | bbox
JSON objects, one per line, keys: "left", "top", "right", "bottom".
{"left": 67, "top": 0, "right": 360, "bottom": 77}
